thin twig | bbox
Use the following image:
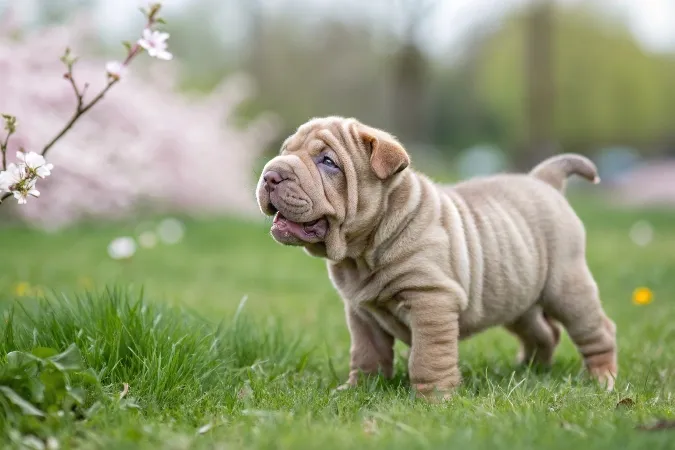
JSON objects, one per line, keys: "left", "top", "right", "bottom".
{"left": 1, "top": 124, "right": 14, "bottom": 170}
{"left": 38, "top": 8, "right": 153, "bottom": 158}
{"left": 65, "top": 69, "right": 84, "bottom": 112}
{"left": 1, "top": 141, "right": 7, "bottom": 170}
{"left": 123, "top": 45, "right": 142, "bottom": 65}
{"left": 0, "top": 1, "right": 165, "bottom": 205}
{"left": 40, "top": 80, "right": 117, "bottom": 157}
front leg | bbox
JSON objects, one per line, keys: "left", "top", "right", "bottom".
{"left": 404, "top": 289, "right": 462, "bottom": 400}
{"left": 341, "top": 304, "right": 394, "bottom": 387}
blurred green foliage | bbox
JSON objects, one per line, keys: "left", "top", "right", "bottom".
{"left": 15, "top": 0, "right": 675, "bottom": 160}
{"left": 479, "top": 9, "right": 675, "bottom": 156}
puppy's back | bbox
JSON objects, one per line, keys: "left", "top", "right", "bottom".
{"left": 451, "top": 173, "right": 587, "bottom": 285}
{"left": 450, "top": 173, "right": 585, "bottom": 251}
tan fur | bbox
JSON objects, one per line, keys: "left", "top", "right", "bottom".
{"left": 256, "top": 117, "right": 617, "bottom": 400}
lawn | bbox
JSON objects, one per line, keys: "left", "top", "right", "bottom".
{"left": 0, "top": 196, "right": 674, "bottom": 449}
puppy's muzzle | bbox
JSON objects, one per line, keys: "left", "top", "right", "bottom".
{"left": 263, "top": 170, "right": 284, "bottom": 193}
{"left": 258, "top": 167, "right": 328, "bottom": 245}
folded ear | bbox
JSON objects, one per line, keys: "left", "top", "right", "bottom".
{"left": 358, "top": 125, "right": 410, "bottom": 180}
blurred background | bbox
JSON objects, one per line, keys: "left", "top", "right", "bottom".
{"left": 2, "top": 3, "right": 675, "bottom": 446}
{"left": 1, "top": 0, "right": 675, "bottom": 227}
{"left": 0, "top": 0, "right": 673, "bottom": 366}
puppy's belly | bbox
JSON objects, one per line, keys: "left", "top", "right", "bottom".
{"left": 457, "top": 296, "right": 536, "bottom": 339}
{"left": 456, "top": 259, "right": 545, "bottom": 337}
{"left": 363, "top": 290, "right": 538, "bottom": 345}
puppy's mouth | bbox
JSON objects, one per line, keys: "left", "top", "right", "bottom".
{"left": 270, "top": 211, "right": 328, "bottom": 245}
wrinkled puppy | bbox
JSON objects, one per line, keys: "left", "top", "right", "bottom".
{"left": 256, "top": 116, "right": 617, "bottom": 399}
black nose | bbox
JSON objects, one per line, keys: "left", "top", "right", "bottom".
{"left": 263, "top": 170, "right": 283, "bottom": 191}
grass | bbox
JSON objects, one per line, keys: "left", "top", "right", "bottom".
{"left": 0, "top": 195, "right": 674, "bottom": 449}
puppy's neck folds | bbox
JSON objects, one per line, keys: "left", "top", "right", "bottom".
{"left": 360, "top": 170, "right": 427, "bottom": 269}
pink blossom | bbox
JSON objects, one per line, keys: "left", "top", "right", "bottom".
{"left": 105, "top": 61, "right": 127, "bottom": 80}
{"left": 138, "top": 29, "right": 172, "bottom": 61}
{"left": 0, "top": 11, "right": 280, "bottom": 229}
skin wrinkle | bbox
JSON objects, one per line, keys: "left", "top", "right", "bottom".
{"left": 493, "top": 200, "right": 532, "bottom": 289}
{"left": 474, "top": 199, "right": 499, "bottom": 311}
{"left": 377, "top": 180, "right": 432, "bottom": 270}
{"left": 256, "top": 116, "right": 618, "bottom": 399}
{"left": 491, "top": 198, "right": 511, "bottom": 302}
{"left": 324, "top": 127, "right": 359, "bottom": 254}
{"left": 448, "top": 191, "right": 483, "bottom": 308}
{"left": 468, "top": 201, "right": 492, "bottom": 327}
{"left": 371, "top": 174, "right": 423, "bottom": 267}
{"left": 443, "top": 189, "right": 470, "bottom": 296}
{"left": 333, "top": 125, "right": 367, "bottom": 251}
{"left": 506, "top": 200, "right": 547, "bottom": 298}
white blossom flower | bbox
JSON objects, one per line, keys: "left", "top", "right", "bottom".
{"left": 0, "top": 163, "right": 24, "bottom": 192}
{"left": 17, "top": 151, "right": 53, "bottom": 178}
{"left": 13, "top": 179, "right": 40, "bottom": 205}
{"left": 157, "top": 218, "right": 185, "bottom": 244}
{"left": 0, "top": 163, "right": 39, "bottom": 204}
{"left": 107, "top": 236, "right": 137, "bottom": 260}
{"left": 629, "top": 220, "right": 653, "bottom": 247}
{"left": 106, "top": 61, "right": 127, "bottom": 80}
{"left": 138, "top": 29, "right": 172, "bottom": 61}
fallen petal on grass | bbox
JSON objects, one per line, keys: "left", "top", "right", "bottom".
{"left": 197, "top": 423, "right": 212, "bottom": 435}
{"left": 119, "top": 382, "right": 129, "bottom": 400}
{"left": 362, "top": 417, "right": 378, "bottom": 435}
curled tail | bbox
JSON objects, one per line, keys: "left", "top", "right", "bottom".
{"left": 529, "top": 153, "right": 599, "bottom": 192}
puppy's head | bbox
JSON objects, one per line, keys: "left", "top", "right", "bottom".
{"left": 256, "top": 116, "right": 410, "bottom": 261}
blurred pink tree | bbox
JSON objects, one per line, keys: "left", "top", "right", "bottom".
{"left": 0, "top": 4, "right": 279, "bottom": 230}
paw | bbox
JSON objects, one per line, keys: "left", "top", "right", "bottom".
{"left": 335, "top": 375, "right": 359, "bottom": 392}
{"left": 413, "top": 383, "right": 453, "bottom": 402}
{"left": 590, "top": 367, "right": 616, "bottom": 391}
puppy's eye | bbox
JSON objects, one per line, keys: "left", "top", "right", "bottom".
{"left": 321, "top": 156, "right": 338, "bottom": 169}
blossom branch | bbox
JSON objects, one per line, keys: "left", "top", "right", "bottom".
{"left": 42, "top": 3, "right": 163, "bottom": 158}
{"left": 1, "top": 114, "right": 17, "bottom": 170}
{"left": 40, "top": 80, "right": 117, "bottom": 159}
{"left": 0, "top": 2, "right": 172, "bottom": 205}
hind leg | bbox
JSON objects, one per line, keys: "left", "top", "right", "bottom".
{"left": 543, "top": 263, "right": 617, "bottom": 390}
{"left": 506, "top": 305, "right": 561, "bottom": 367}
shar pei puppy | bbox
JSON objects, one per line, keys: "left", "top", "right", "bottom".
{"left": 255, "top": 116, "right": 617, "bottom": 399}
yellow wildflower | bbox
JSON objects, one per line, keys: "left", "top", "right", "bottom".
{"left": 632, "top": 287, "right": 653, "bottom": 305}
{"left": 13, "top": 282, "right": 31, "bottom": 297}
